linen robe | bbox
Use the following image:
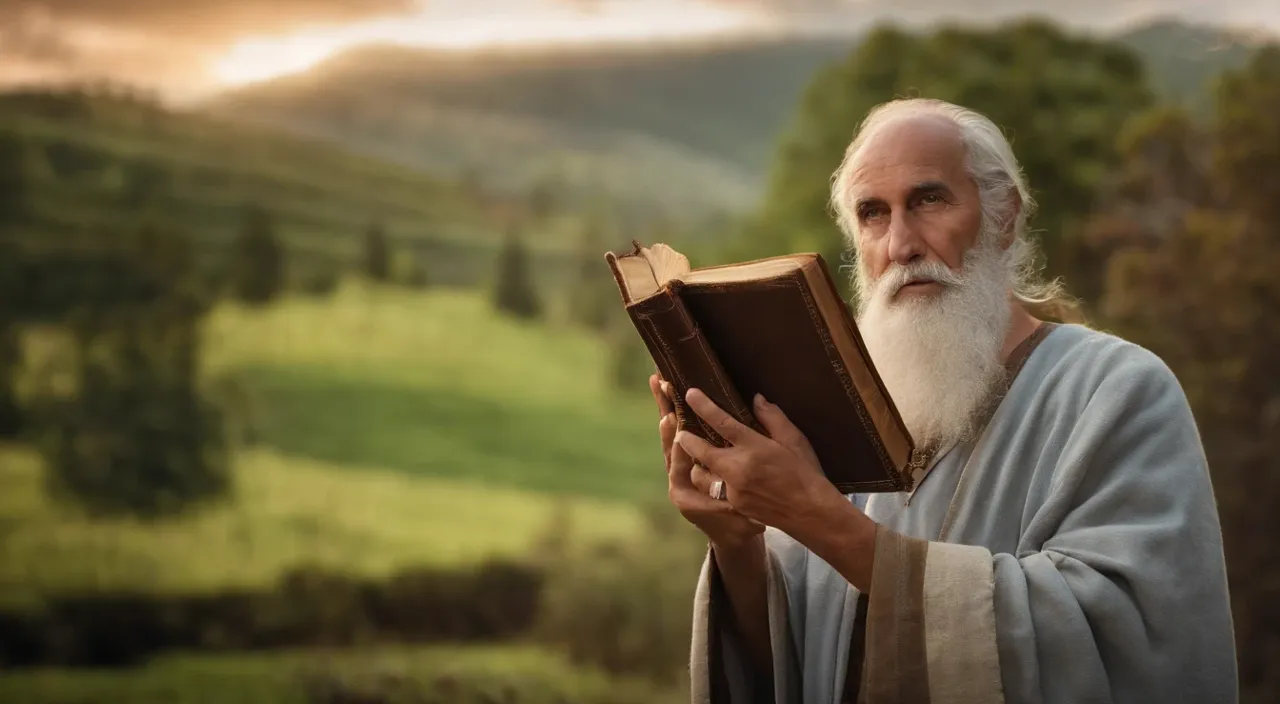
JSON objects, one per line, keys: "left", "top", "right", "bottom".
{"left": 690, "top": 323, "right": 1238, "bottom": 703}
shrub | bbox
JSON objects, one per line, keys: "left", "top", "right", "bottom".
{"left": 0, "top": 560, "right": 544, "bottom": 668}
{"left": 533, "top": 501, "right": 708, "bottom": 684}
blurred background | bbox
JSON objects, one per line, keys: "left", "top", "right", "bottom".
{"left": 0, "top": 1, "right": 1277, "bottom": 702}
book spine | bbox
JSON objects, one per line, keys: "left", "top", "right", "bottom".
{"left": 627, "top": 286, "right": 761, "bottom": 448}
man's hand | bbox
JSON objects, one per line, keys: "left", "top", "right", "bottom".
{"left": 673, "top": 387, "right": 839, "bottom": 534}
{"left": 649, "top": 374, "right": 762, "bottom": 548}
{"left": 674, "top": 386, "right": 879, "bottom": 590}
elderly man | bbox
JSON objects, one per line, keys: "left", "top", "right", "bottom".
{"left": 648, "top": 98, "right": 1238, "bottom": 703}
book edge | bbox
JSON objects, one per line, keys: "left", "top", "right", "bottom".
{"left": 798, "top": 257, "right": 915, "bottom": 490}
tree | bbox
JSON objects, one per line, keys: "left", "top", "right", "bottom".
{"left": 35, "top": 225, "right": 232, "bottom": 519}
{"left": 568, "top": 221, "right": 616, "bottom": 332}
{"left": 364, "top": 220, "right": 391, "bottom": 282}
{"left": 1070, "top": 105, "right": 1212, "bottom": 303}
{"left": 0, "top": 136, "right": 39, "bottom": 437}
{"left": 1096, "top": 45, "right": 1280, "bottom": 701}
{"left": 748, "top": 19, "right": 1154, "bottom": 301}
{"left": 492, "top": 226, "right": 542, "bottom": 320}
{"left": 0, "top": 133, "right": 37, "bottom": 232}
{"left": 231, "top": 205, "right": 285, "bottom": 306}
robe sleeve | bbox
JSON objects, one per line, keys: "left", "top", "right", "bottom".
{"left": 856, "top": 344, "right": 1238, "bottom": 704}
{"left": 690, "top": 531, "right": 806, "bottom": 704}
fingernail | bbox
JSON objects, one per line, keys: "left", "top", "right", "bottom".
{"left": 754, "top": 393, "right": 768, "bottom": 407}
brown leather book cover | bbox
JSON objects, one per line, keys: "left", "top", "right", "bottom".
{"left": 604, "top": 241, "right": 915, "bottom": 494}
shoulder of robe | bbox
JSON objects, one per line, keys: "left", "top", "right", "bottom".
{"left": 1037, "top": 324, "right": 1188, "bottom": 412}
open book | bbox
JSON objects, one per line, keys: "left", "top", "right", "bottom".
{"left": 605, "top": 241, "right": 915, "bottom": 494}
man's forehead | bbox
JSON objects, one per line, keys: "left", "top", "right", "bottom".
{"left": 847, "top": 114, "right": 968, "bottom": 194}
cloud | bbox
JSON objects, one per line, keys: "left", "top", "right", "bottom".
{"left": 716, "top": 0, "right": 1280, "bottom": 32}
{"left": 0, "top": 1, "right": 418, "bottom": 42}
{"left": 0, "top": 0, "right": 418, "bottom": 95}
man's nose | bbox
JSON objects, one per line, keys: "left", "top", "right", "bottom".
{"left": 885, "top": 214, "right": 926, "bottom": 266}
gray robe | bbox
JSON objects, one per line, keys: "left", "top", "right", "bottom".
{"left": 690, "top": 323, "right": 1238, "bottom": 703}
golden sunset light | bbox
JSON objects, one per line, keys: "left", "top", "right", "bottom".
{"left": 212, "top": 1, "right": 762, "bottom": 87}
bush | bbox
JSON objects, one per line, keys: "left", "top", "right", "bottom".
{"left": 533, "top": 501, "right": 708, "bottom": 684}
{"left": 300, "top": 268, "right": 341, "bottom": 297}
{"left": 0, "top": 560, "right": 545, "bottom": 668}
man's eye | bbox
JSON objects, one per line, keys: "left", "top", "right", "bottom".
{"left": 859, "top": 206, "right": 886, "bottom": 222}
{"left": 918, "top": 193, "right": 946, "bottom": 207}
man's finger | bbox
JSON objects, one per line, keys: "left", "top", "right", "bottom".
{"left": 753, "top": 393, "right": 814, "bottom": 457}
{"left": 689, "top": 461, "right": 721, "bottom": 495}
{"left": 650, "top": 374, "right": 674, "bottom": 418}
{"left": 659, "top": 412, "right": 676, "bottom": 469}
{"left": 669, "top": 440, "right": 696, "bottom": 489}
{"left": 685, "top": 388, "right": 759, "bottom": 446}
{"left": 674, "top": 429, "right": 732, "bottom": 475}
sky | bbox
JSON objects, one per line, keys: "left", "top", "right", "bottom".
{"left": 1, "top": 0, "right": 1277, "bottom": 101}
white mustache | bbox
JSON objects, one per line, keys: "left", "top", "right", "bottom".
{"left": 874, "top": 260, "right": 965, "bottom": 297}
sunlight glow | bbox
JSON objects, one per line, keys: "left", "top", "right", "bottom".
{"left": 211, "top": 1, "right": 763, "bottom": 87}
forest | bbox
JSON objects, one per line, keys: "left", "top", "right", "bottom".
{"left": 0, "top": 16, "right": 1277, "bottom": 704}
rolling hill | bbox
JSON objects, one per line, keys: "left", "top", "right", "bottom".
{"left": 201, "top": 19, "right": 1270, "bottom": 220}
{"left": 0, "top": 88, "right": 539, "bottom": 286}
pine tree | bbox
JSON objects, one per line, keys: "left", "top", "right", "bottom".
{"left": 364, "top": 220, "right": 390, "bottom": 282}
{"left": 568, "top": 222, "right": 615, "bottom": 332}
{"left": 231, "top": 205, "right": 285, "bottom": 306}
{"left": 493, "top": 226, "right": 542, "bottom": 319}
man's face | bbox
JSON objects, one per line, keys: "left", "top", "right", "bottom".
{"left": 843, "top": 113, "right": 1015, "bottom": 449}
{"left": 847, "top": 115, "right": 985, "bottom": 306}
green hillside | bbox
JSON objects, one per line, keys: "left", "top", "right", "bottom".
{"left": 2, "top": 283, "right": 660, "bottom": 603}
{"left": 201, "top": 19, "right": 1269, "bottom": 220}
{"left": 0, "top": 88, "right": 534, "bottom": 281}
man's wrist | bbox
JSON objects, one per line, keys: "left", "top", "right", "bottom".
{"left": 710, "top": 528, "right": 764, "bottom": 561}
{"left": 789, "top": 490, "right": 878, "bottom": 592}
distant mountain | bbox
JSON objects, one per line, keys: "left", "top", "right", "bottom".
{"left": 202, "top": 19, "right": 1269, "bottom": 219}
{"left": 202, "top": 37, "right": 857, "bottom": 220}
{"left": 1114, "top": 18, "right": 1261, "bottom": 117}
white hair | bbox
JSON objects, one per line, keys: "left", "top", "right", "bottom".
{"left": 829, "top": 98, "right": 1072, "bottom": 317}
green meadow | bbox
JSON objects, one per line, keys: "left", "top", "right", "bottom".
{"left": 1, "top": 282, "right": 666, "bottom": 605}
{"left": 203, "top": 282, "right": 664, "bottom": 501}
{"left": 0, "top": 645, "right": 684, "bottom": 704}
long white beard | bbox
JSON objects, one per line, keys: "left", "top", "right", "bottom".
{"left": 853, "top": 237, "right": 1013, "bottom": 451}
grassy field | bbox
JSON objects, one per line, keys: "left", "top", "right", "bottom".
{"left": 204, "top": 282, "right": 665, "bottom": 502}
{"left": 0, "top": 644, "right": 684, "bottom": 704}
{"left": 3, "top": 282, "right": 669, "bottom": 602}
{"left": 0, "top": 444, "right": 643, "bottom": 605}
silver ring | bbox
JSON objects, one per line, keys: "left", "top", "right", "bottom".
{"left": 710, "top": 480, "right": 727, "bottom": 501}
